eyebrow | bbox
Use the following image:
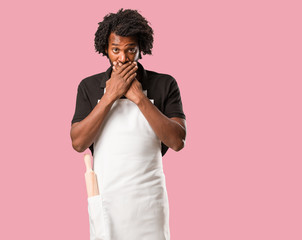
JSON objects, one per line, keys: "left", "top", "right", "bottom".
{"left": 111, "top": 43, "right": 137, "bottom": 46}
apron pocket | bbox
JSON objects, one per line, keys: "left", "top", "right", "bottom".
{"left": 88, "top": 195, "right": 107, "bottom": 240}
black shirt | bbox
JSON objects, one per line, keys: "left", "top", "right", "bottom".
{"left": 71, "top": 62, "right": 185, "bottom": 156}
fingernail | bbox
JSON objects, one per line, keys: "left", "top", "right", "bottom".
{"left": 118, "top": 62, "right": 122, "bottom": 66}
{"left": 133, "top": 62, "right": 137, "bottom": 65}
{"left": 113, "top": 62, "right": 116, "bottom": 65}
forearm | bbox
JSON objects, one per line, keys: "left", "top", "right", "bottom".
{"left": 137, "top": 95, "right": 186, "bottom": 151}
{"left": 70, "top": 94, "right": 115, "bottom": 152}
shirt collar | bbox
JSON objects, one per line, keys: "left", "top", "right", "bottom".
{"left": 100, "top": 61, "right": 148, "bottom": 90}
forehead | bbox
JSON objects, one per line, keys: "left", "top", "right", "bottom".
{"left": 108, "top": 32, "right": 138, "bottom": 45}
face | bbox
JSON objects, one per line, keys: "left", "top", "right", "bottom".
{"left": 106, "top": 32, "right": 140, "bottom": 66}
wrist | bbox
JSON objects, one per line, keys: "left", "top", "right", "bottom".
{"left": 136, "top": 93, "right": 148, "bottom": 107}
{"left": 102, "top": 92, "right": 117, "bottom": 105}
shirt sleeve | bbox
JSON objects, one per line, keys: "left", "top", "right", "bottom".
{"left": 163, "top": 77, "right": 186, "bottom": 119}
{"left": 71, "top": 82, "right": 93, "bottom": 124}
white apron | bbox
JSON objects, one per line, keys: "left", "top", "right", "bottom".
{"left": 88, "top": 89, "right": 170, "bottom": 240}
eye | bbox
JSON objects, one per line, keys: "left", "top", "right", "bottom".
{"left": 128, "top": 48, "right": 136, "bottom": 53}
{"left": 112, "top": 48, "right": 119, "bottom": 53}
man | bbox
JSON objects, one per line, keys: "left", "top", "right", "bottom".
{"left": 71, "top": 9, "right": 186, "bottom": 240}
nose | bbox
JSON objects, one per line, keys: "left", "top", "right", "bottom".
{"left": 118, "top": 52, "right": 129, "bottom": 64}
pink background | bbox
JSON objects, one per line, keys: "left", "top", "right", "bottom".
{"left": 1, "top": 0, "right": 301, "bottom": 239}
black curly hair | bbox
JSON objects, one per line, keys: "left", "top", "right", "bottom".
{"left": 94, "top": 8, "right": 154, "bottom": 59}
